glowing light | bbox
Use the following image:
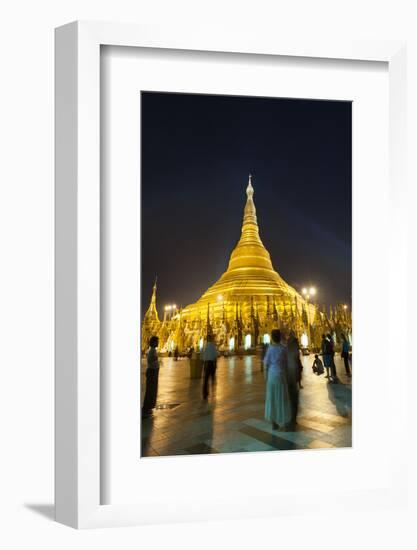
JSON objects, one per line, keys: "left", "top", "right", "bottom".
{"left": 263, "top": 334, "right": 270, "bottom": 344}
{"left": 302, "top": 288, "right": 307, "bottom": 295}
{"left": 244, "top": 334, "right": 252, "bottom": 350}
{"left": 229, "top": 337, "right": 235, "bottom": 351}
{"left": 309, "top": 287, "right": 316, "bottom": 295}
{"left": 306, "top": 294, "right": 310, "bottom": 300}
{"left": 217, "top": 294, "right": 223, "bottom": 301}
{"left": 199, "top": 338, "right": 203, "bottom": 351}
{"left": 300, "top": 333, "right": 309, "bottom": 347}
{"left": 343, "top": 304, "right": 348, "bottom": 310}
{"left": 173, "top": 304, "right": 177, "bottom": 309}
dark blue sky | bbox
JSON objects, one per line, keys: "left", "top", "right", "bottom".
{"left": 141, "top": 92, "right": 351, "bottom": 317}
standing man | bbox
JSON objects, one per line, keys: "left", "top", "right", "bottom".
{"left": 322, "top": 334, "right": 333, "bottom": 381}
{"left": 142, "top": 335, "right": 160, "bottom": 418}
{"left": 327, "top": 332, "right": 338, "bottom": 382}
{"left": 287, "top": 330, "right": 301, "bottom": 426}
{"left": 202, "top": 334, "right": 218, "bottom": 399}
{"left": 340, "top": 333, "right": 352, "bottom": 377}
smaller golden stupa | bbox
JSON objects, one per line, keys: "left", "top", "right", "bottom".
{"left": 142, "top": 176, "right": 351, "bottom": 353}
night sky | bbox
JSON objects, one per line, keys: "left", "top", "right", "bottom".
{"left": 141, "top": 92, "right": 351, "bottom": 318}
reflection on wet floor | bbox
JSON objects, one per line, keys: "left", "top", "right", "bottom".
{"left": 141, "top": 354, "right": 352, "bottom": 457}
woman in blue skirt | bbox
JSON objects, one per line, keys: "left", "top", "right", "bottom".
{"left": 263, "top": 329, "right": 292, "bottom": 431}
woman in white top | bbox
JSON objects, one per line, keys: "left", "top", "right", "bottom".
{"left": 263, "top": 329, "right": 292, "bottom": 431}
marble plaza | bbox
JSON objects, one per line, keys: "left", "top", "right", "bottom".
{"left": 141, "top": 354, "right": 352, "bottom": 457}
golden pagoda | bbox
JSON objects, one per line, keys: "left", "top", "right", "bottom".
{"left": 141, "top": 278, "right": 160, "bottom": 350}
{"left": 142, "top": 176, "right": 351, "bottom": 353}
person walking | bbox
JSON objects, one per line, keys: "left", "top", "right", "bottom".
{"left": 327, "top": 332, "right": 338, "bottom": 382}
{"left": 287, "top": 330, "right": 301, "bottom": 425}
{"left": 142, "top": 335, "right": 160, "bottom": 418}
{"left": 341, "top": 333, "right": 352, "bottom": 377}
{"left": 321, "top": 334, "right": 333, "bottom": 381}
{"left": 202, "top": 334, "right": 218, "bottom": 399}
{"left": 264, "top": 329, "right": 292, "bottom": 431}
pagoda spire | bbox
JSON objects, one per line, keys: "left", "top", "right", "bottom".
{"left": 150, "top": 276, "right": 157, "bottom": 307}
{"left": 144, "top": 276, "right": 160, "bottom": 322}
{"left": 222, "top": 175, "right": 276, "bottom": 275}
{"left": 241, "top": 174, "right": 258, "bottom": 235}
{"left": 183, "top": 175, "right": 295, "bottom": 310}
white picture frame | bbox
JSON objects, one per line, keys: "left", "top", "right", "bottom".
{"left": 55, "top": 21, "right": 407, "bottom": 529}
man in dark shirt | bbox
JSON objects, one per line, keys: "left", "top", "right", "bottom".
{"left": 326, "top": 333, "right": 338, "bottom": 382}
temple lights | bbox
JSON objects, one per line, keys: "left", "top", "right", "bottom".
{"left": 142, "top": 177, "right": 351, "bottom": 354}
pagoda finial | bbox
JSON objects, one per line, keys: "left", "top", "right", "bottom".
{"left": 242, "top": 174, "right": 257, "bottom": 228}
{"left": 246, "top": 174, "right": 254, "bottom": 199}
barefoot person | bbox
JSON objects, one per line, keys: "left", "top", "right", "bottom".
{"left": 142, "top": 335, "right": 160, "bottom": 418}
{"left": 202, "top": 334, "right": 218, "bottom": 399}
{"left": 264, "top": 329, "right": 292, "bottom": 431}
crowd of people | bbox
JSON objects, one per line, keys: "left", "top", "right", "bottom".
{"left": 141, "top": 331, "right": 352, "bottom": 428}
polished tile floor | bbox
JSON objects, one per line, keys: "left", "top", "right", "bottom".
{"left": 141, "top": 353, "right": 352, "bottom": 457}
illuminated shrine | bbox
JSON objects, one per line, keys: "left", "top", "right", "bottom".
{"left": 142, "top": 176, "right": 351, "bottom": 353}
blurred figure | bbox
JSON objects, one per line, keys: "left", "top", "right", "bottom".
{"left": 321, "top": 334, "right": 333, "bottom": 382}
{"left": 327, "top": 332, "right": 338, "bottom": 382}
{"left": 174, "top": 346, "right": 179, "bottom": 361}
{"left": 264, "top": 329, "right": 292, "bottom": 431}
{"left": 142, "top": 335, "right": 160, "bottom": 418}
{"left": 202, "top": 334, "right": 218, "bottom": 399}
{"left": 298, "top": 358, "right": 304, "bottom": 389}
{"left": 287, "top": 330, "right": 301, "bottom": 424}
{"left": 312, "top": 353, "right": 324, "bottom": 375}
{"left": 341, "top": 333, "right": 352, "bottom": 377}
{"left": 260, "top": 341, "right": 268, "bottom": 371}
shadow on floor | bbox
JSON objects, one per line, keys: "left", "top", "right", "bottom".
{"left": 24, "top": 503, "right": 55, "bottom": 521}
{"left": 327, "top": 381, "right": 352, "bottom": 417}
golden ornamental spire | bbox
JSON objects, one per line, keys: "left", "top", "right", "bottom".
{"left": 144, "top": 276, "right": 160, "bottom": 322}
{"left": 150, "top": 276, "right": 157, "bottom": 307}
{"left": 242, "top": 174, "right": 257, "bottom": 229}
{"left": 227, "top": 174, "right": 272, "bottom": 270}
{"left": 247, "top": 174, "right": 254, "bottom": 197}
{"left": 180, "top": 175, "right": 298, "bottom": 310}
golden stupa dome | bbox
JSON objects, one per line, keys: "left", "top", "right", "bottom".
{"left": 184, "top": 176, "right": 300, "bottom": 313}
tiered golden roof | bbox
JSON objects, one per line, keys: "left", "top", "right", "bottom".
{"left": 183, "top": 175, "right": 299, "bottom": 315}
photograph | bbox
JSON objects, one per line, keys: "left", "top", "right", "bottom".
{"left": 140, "top": 91, "right": 352, "bottom": 458}
{"left": 0, "top": 0, "right": 412, "bottom": 541}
